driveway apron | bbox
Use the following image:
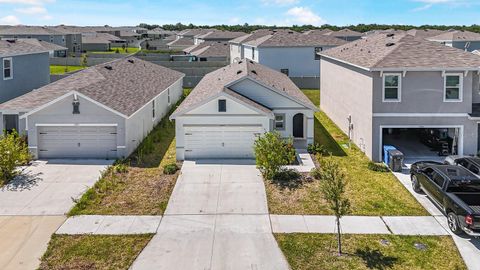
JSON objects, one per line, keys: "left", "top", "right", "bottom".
{"left": 131, "top": 160, "right": 290, "bottom": 270}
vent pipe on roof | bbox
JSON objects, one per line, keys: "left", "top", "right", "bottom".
{"left": 104, "top": 65, "right": 113, "bottom": 70}
{"left": 386, "top": 43, "right": 395, "bottom": 47}
{"left": 237, "top": 70, "right": 242, "bottom": 74}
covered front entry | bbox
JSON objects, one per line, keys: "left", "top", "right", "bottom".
{"left": 37, "top": 125, "right": 118, "bottom": 159}
{"left": 184, "top": 125, "right": 263, "bottom": 159}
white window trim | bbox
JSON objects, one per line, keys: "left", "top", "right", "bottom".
{"left": 274, "top": 113, "right": 285, "bottom": 131}
{"left": 443, "top": 73, "right": 463, "bottom": 102}
{"left": 382, "top": 73, "right": 401, "bottom": 102}
{"left": 3, "top": 57, "right": 13, "bottom": 80}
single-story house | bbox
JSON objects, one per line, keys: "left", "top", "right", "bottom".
{"left": 323, "top": 28, "right": 363, "bottom": 41}
{"left": 81, "top": 32, "right": 126, "bottom": 52}
{"left": 170, "top": 59, "right": 318, "bottom": 160}
{"left": 427, "top": 30, "right": 480, "bottom": 52}
{"left": 193, "top": 30, "right": 246, "bottom": 45}
{"left": 183, "top": 41, "right": 230, "bottom": 61}
{"left": 0, "top": 57, "right": 184, "bottom": 159}
{"left": 17, "top": 38, "right": 67, "bottom": 57}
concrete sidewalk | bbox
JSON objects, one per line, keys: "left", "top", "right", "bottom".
{"left": 56, "top": 215, "right": 162, "bottom": 235}
{"left": 270, "top": 215, "right": 449, "bottom": 235}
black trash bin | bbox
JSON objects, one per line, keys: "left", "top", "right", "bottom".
{"left": 388, "top": 150, "right": 404, "bottom": 172}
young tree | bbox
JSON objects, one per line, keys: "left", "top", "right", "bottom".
{"left": 319, "top": 158, "right": 350, "bottom": 256}
{"left": 0, "top": 131, "right": 31, "bottom": 184}
{"left": 254, "top": 131, "right": 295, "bottom": 180}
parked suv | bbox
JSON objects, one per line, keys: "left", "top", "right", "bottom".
{"left": 410, "top": 161, "right": 480, "bottom": 236}
{"left": 444, "top": 156, "right": 480, "bottom": 177}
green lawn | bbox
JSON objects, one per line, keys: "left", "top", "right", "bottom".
{"left": 275, "top": 234, "right": 466, "bottom": 270}
{"left": 68, "top": 90, "right": 188, "bottom": 216}
{"left": 264, "top": 89, "right": 428, "bottom": 216}
{"left": 50, "top": 65, "right": 85, "bottom": 75}
{"left": 39, "top": 234, "right": 152, "bottom": 270}
{"left": 89, "top": 47, "right": 140, "bottom": 54}
{"left": 300, "top": 89, "right": 320, "bottom": 107}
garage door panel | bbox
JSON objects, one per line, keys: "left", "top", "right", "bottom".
{"left": 184, "top": 125, "right": 263, "bottom": 159}
{"left": 38, "top": 126, "right": 117, "bottom": 159}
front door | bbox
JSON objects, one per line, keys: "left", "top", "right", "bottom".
{"left": 3, "top": 115, "right": 18, "bottom": 133}
{"left": 293, "top": 113, "right": 304, "bottom": 138}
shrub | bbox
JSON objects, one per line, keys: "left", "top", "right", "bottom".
{"left": 307, "top": 143, "right": 329, "bottom": 156}
{"left": 163, "top": 163, "right": 178, "bottom": 175}
{"left": 254, "top": 131, "right": 296, "bottom": 180}
{"left": 310, "top": 167, "right": 322, "bottom": 180}
{"left": 0, "top": 131, "right": 31, "bottom": 184}
{"left": 112, "top": 161, "right": 129, "bottom": 174}
{"left": 368, "top": 162, "right": 389, "bottom": 172}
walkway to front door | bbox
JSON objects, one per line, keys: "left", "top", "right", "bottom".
{"left": 130, "top": 160, "right": 290, "bottom": 270}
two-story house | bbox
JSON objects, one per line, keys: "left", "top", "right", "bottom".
{"left": 0, "top": 39, "right": 50, "bottom": 132}
{"left": 236, "top": 30, "right": 347, "bottom": 88}
{"left": 319, "top": 33, "right": 480, "bottom": 162}
{"left": 0, "top": 26, "right": 82, "bottom": 54}
{"left": 427, "top": 30, "right": 480, "bottom": 52}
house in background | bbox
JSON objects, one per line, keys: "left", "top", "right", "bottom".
{"left": 0, "top": 26, "right": 82, "bottom": 54}
{"left": 81, "top": 32, "right": 126, "bottom": 52}
{"left": 323, "top": 28, "right": 363, "bottom": 41}
{"left": 183, "top": 41, "right": 230, "bottom": 61}
{"left": 193, "top": 30, "right": 246, "bottom": 45}
{"left": 16, "top": 38, "right": 67, "bottom": 57}
{"left": 405, "top": 29, "right": 446, "bottom": 39}
{"left": 427, "top": 30, "right": 480, "bottom": 52}
{"left": 239, "top": 30, "right": 347, "bottom": 88}
{"left": 170, "top": 59, "right": 318, "bottom": 160}
{"left": 0, "top": 39, "right": 50, "bottom": 132}
{"left": 167, "top": 29, "right": 214, "bottom": 50}
{"left": 319, "top": 32, "right": 480, "bottom": 162}
{"left": 0, "top": 57, "right": 184, "bottom": 159}
{"left": 229, "top": 29, "right": 278, "bottom": 63}
{"left": 147, "top": 28, "right": 175, "bottom": 40}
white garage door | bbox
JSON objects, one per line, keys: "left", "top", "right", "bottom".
{"left": 184, "top": 125, "right": 263, "bottom": 159}
{"left": 38, "top": 125, "right": 117, "bottom": 159}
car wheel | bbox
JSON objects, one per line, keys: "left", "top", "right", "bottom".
{"left": 447, "top": 212, "right": 463, "bottom": 235}
{"left": 411, "top": 175, "right": 422, "bottom": 193}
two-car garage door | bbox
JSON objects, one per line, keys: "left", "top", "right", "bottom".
{"left": 38, "top": 125, "right": 117, "bottom": 159}
{"left": 184, "top": 125, "right": 263, "bottom": 159}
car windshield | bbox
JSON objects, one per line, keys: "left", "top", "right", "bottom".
{"left": 447, "top": 179, "right": 480, "bottom": 192}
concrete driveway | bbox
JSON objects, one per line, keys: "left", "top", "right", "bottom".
{"left": 393, "top": 160, "right": 480, "bottom": 270}
{"left": 0, "top": 159, "right": 110, "bottom": 270}
{"left": 132, "top": 160, "right": 289, "bottom": 270}
{"left": 0, "top": 159, "right": 111, "bottom": 215}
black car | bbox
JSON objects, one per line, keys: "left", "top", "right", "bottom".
{"left": 410, "top": 161, "right": 480, "bottom": 236}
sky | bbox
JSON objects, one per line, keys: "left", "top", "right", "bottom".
{"left": 0, "top": 0, "right": 479, "bottom": 27}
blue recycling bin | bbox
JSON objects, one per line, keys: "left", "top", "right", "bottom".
{"left": 383, "top": 145, "right": 397, "bottom": 165}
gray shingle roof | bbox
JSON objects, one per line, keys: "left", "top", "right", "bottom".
{"left": 195, "top": 30, "right": 246, "bottom": 40}
{"left": 82, "top": 33, "right": 124, "bottom": 44}
{"left": 321, "top": 33, "right": 480, "bottom": 70}
{"left": 405, "top": 29, "right": 446, "bottom": 39}
{"left": 0, "top": 39, "right": 49, "bottom": 57}
{"left": 184, "top": 41, "right": 229, "bottom": 57}
{"left": 428, "top": 30, "right": 480, "bottom": 42}
{"left": 324, "top": 28, "right": 363, "bottom": 37}
{"left": 171, "top": 60, "right": 317, "bottom": 117}
{"left": 167, "top": 37, "right": 194, "bottom": 46}
{"left": 178, "top": 29, "right": 214, "bottom": 37}
{"left": 18, "top": 38, "right": 67, "bottom": 52}
{"left": 0, "top": 26, "right": 66, "bottom": 35}
{"left": 244, "top": 30, "right": 347, "bottom": 47}
{"left": 0, "top": 57, "right": 185, "bottom": 116}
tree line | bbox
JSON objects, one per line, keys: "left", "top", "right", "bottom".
{"left": 138, "top": 22, "right": 480, "bottom": 33}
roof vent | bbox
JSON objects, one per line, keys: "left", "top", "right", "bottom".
{"left": 386, "top": 42, "right": 395, "bottom": 47}
{"left": 249, "top": 60, "right": 254, "bottom": 64}
{"left": 238, "top": 60, "right": 243, "bottom": 64}
{"left": 128, "top": 59, "right": 134, "bottom": 64}
{"left": 6, "top": 39, "right": 15, "bottom": 43}
{"left": 104, "top": 65, "right": 113, "bottom": 70}
{"left": 386, "top": 33, "right": 395, "bottom": 37}
{"left": 251, "top": 70, "right": 257, "bottom": 75}
{"left": 237, "top": 70, "right": 242, "bottom": 74}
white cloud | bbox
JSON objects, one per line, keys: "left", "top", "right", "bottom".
{"left": 15, "top": 6, "right": 47, "bottom": 14}
{"left": 229, "top": 17, "right": 241, "bottom": 24}
{"left": 285, "top": 6, "right": 326, "bottom": 26}
{"left": 0, "top": 15, "right": 21, "bottom": 25}
{"left": 0, "top": 0, "right": 54, "bottom": 5}
{"left": 42, "top": 14, "right": 52, "bottom": 20}
{"left": 261, "top": 0, "right": 299, "bottom": 6}
{"left": 413, "top": 0, "right": 470, "bottom": 11}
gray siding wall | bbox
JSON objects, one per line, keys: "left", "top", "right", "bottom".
{"left": 82, "top": 43, "right": 110, "bottom": 52}
{"left": 26, "top": 94, "right": 126, "bottom": 158}
{"left": 320, "top": 57, "right": 374, "bottom": 157}
{"left": 373, "top": 71, "right": 474, "bottom": 113}
{"left": 452, "top": 41, "right": 480, "bottom": 52}
{"left": 0, "top": 52, "right": 50, "bottom": 103}
{"left": 125, "top": 78, "right": 183, "bottom": 156}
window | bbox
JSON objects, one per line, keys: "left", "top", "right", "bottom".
{"left": 50, "top": 35, "right": 54, "bottom": 43}
{"left": 432, "top": 172, "right": 445, "bottom": 188}
{"left": 218, "top": 99, "right": 226, "bottom": 112}
{"left": 469, "top": 164, "right": 480, "bottom": 175}
{"left": 3, "top": 58, "right": 12, "bottom": 80}
{"left": 252, "top": 48, "right": 255, "bottom": 60}
{"left": 167, "top": 88, "right": 171, "bottom": 105}
{"left": 314, "top": 47, "right": 323, "bottom": 60}
{"left": 72, "top": 96, "right": 80, "bottom": 114}
{"left": 274, "top": 114, "right": 285, "bottom": 130}
{"left": 152, "top": 100, "right": 156, "bottom": 119}
{"left": 382, "top": 74, "right": 401, "bottom": 102}
{"left": 280, "top": 69, "right": 289, "bottom": 76}
{"left": 444, "top": 74, "right": 462, "bottom": 102}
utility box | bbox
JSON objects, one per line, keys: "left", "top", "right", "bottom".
{"left": 388, "top": 150, "right": 404, "bottom": 172}
{"left": 383, "top": 145, "right": 397, "bottom": 165}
